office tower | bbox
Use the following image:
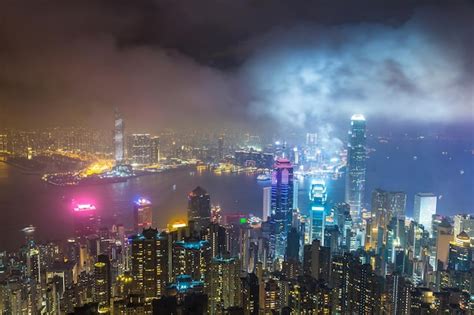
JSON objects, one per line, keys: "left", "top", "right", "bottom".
{"left": 94, "top": 254, "right": 111, "bottom": 312}
{"left": 436, "top": 220, "right": 453, "bottom": 270}
{"left": 172, "top": 239, "right": 211, "bottom": 284}
{"left": 285, "top": 227, "right": 300, "bottom": 261}
{"left": 128, "top": 134, "right": 152, "bottom": 165}
{"left": 447, "top": 231, "right": 472, "bottom": 272}
{"left": 270, "top": 158, "right": 294, "bottom": 260}
{"left": 187, "top": 186, "right": 211, "bottom": 233}
{"left": 130, "top": 228, "right": 168, "bottom": 301}
{"left": 150, "top": 136, "right": 160, "bottom": 164}
{"left": 293, "top": 180, "right": 299, "bottom": 210}
{"left": 209, "top": 256, "right": 241, "bottom": 314}
{"left": 345, "top": 114, "right": 367, "bottom": 219}
{"left": 453, "top": 214, "right": 474, "bottom": 238}
{"left": 370, "top": 189, "right": 405, "bottom": 253}
{"left": 389, "top": 192, "right": 407, "bottom": 219}
{"left": 133, "top": 198, "right": 153, "bottom": 232}
{"left": 73, "top": 204, "right": 98, "bottom": 238}
{"left": 309, "top": 180, "right": 326, "bottom": 243}
{"left": 262, "top": 187, "right": 271, "bottom": 222}
{"left": 0, "top": 134, "right": 7, "bottom": 153}
{"left": 413, "top": 193, "right": 437, "bottom": 235}
{"left": 217, "top": 136, "right": 224, "bottom": 160}
{"left": 114, "top": 109, "right": 125, "bottom": 164}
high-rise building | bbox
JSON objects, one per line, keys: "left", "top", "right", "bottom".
{"left": 217, "top": 136, "right": 224, "bottom": 160}
{"left": 114, "top": 109, "right": 125, "bottom": 164}
{"left": 133, "top": 198, "right": 153, "bottom": 232}
{"left": 385, "top": 273, "right": 412, "bottom": 315}
{"left": 187, "top": 186, "right": 211, "bottom": 233}
{"left": 150, "top": 136, "right": 160, "bottom": 164}
{"left": 309, "top": 179, "right": 326, "bottom": 243}
{"left": 262, "top": 187, "right": 271, "bottom": 222}
{"left": 413, "top": 193, "right": 437, "bottom": 235}
{"left": 285, "top": 227, "right": 300, "bottom": 261}
{"left": 128, "top": 134, "right": 152, "bottom": 165}
{"left": 447, "top": 231, "right": 472, "bottom": 272}
{"left": 73, "top": 204, "right": 98, "bottom": 238}
{"left": 436, "top": 220, "right": 453, "bottom": 270}
{"left": 172, "top": 239, "right": 211, "bottom": 285}
{"left": 453, "top": 214, "right": 474, "bottom": 239}
{"left": 345, "top": 114, "right": 367, "bottom": 220}
{"left": 270, "top": 158, "right": 294, "bottom": 260}
{"left": 130, "top": 228, "right": 168, "bottom": 302}
{"left": 94, "top": 254, "right": 111, "bottom": 312}
{"left": 209, "top": 256, "right": 241, "bottom": 314}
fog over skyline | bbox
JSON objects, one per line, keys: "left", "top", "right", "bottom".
{"left": 0, "top": 0, "right": 472, "bottom": 133}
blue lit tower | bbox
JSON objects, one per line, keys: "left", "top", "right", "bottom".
{"left": 309, "top": 179, "right": 327, "bottom": 243}
{"left": 270, "top": 158, "right": 294, "bottom": 260}
{"left": 345, "top": 114, "right": 367, "bottom": 220}
{"left": 114, "top": 108, "right": 125, "bottom": 165}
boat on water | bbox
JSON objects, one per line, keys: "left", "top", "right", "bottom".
{"left": 256, "top": 173, "right": 271, "bottom": 181}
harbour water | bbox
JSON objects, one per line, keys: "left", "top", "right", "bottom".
{"left": 0, "top": 138, "right": 471, "bottom": 251}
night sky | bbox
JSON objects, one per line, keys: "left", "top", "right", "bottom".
{"left": 0, "top": 0, "right": 472, "bottom": 134}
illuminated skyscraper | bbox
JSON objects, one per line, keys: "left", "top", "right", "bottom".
{"left": 172, "top": 239, "right": 211, "bottom": 285}
{"left": 270, "top": 158, "right": 294, "bottom": 260}
{"left": 187, "top": 186, "right": 211, "bottom": 232}
{"left": 134, "top": 198, "right": 153, "bottom": 232}
{"left": 345, "top": 114, "right": 367, "bottom": 219}
{"left": 150, "top": 136, "right": 160, "bottom": 164}
{"left": 309, "top": 179, "right": 326, "bottom": 243}
{"left": 453, "top": 214, "right": 474, "bottom": 239}
{"left": 262, "top": 187, "right": 271, "bottom": 222}
{"left": 73, "top": 204, "right": 98, "bottom": 238}
{"left": 130, "top": 228, "right": 168, "bottom": 302}
{"left": 94, "top": 254, "right": 111, "bottom": 312}
{"left": 114, "top": 109, "right": 125, "bottom": 164}
{"left": 413, "top": 193, "right": 437, "bottom": 235}
{"left": 129, "top": 134, "right": 152, "bottom": 165}
{"left": 209, "top": 256, "right": 242, "bottom": 314}
{"left": 447, "top": 231, "right": 472, "bottom": 272}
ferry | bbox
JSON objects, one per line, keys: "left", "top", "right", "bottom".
{"left": 256, "top": 173, "right": 271, "bottom": 181}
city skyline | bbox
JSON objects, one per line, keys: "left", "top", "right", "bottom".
{"left": 0, "top": 1, "right": 472, "bottom": 314}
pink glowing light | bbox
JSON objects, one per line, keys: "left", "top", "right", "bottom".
{"left": 74, "top": 204, "right": 97, "bottom": 212}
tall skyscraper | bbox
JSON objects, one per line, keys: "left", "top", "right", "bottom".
{"left": 94, "top": 254, "right": 111, "bottom": 312}
{"left": 114, "top": 109, "right": 125, "bottom": 164}
{"left": 128, "top": 134, "right": 152, "bottom": 165}
{"left": 270, "top": 158, "right": 294, "bottom": 260}
{"left": 413, "top": 193, "right": 437, "bottom": 235}
{"left": 187, "top": 186, "right": 211, "bottom": 232}
{"left": 345, "top": 114, "right": 367, "bottom": 220}
{"left": 309, "top": 179, "right": 326, "bottom": 243}
{"left": 369, "top": 189, "right": 406, "bottom": 253}
{"left": 73, "top": 204, "right": 98, "bottom": 238}
{"left": 262, "top": 187, "right": 271, "bottom": 222}
{"left": 150, "top": 136, "right": 160, "bottom": 164}
{"left": 447, "top": 231, "right": 472, "bottom": 272}
{"left": 134, "top": 198, "right": 153, "bottom": 232}
{"left": 130, "top": 228, "right": 168, "bottom": 302}
{"left": 453, "top": 214, "right": 474, "bottom": 238}
{"left": 209, "top": 256, "right": 242, "bottom": 314}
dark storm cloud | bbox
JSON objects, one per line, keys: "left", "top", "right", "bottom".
{"left": 0, "top": 0, "right": 472, "bottom": 131}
